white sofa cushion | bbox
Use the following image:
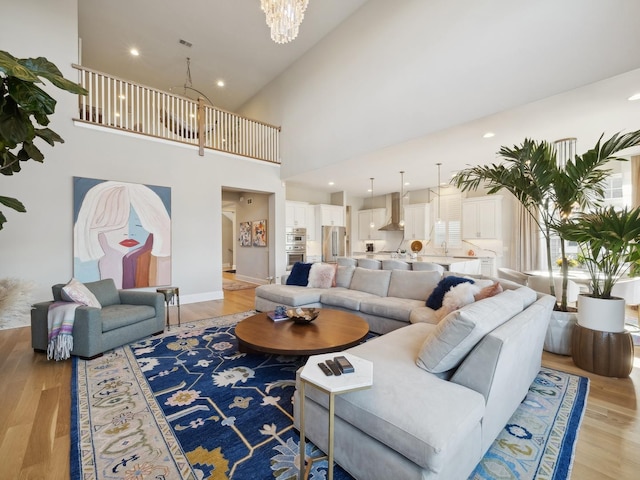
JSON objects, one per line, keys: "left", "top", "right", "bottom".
{"left": 509, "top": 286, "right": 538, "bottom": 308}
{"left": 349, "top": 267, "right": 392, "bottom": 297}
{"left": 359, "top": 297, "right": 426, "bottom": 322}
{"left": 320, "top": 288, "right": 379, "bottom": 310}
{"left": 416, "top": 289, "right": 524, "bottom": 373}
{"left": 254, "top": 284, "right": 324, "bottom": 306}
{"left": 336, "top": 265, "right": 356, "bottom": 288}
{"left": 387, "top": 269, "right": 441, "bottom": 301}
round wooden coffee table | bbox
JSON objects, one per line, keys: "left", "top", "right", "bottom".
{"left": 235, "top": 309, "right": 369, "bottom": 355}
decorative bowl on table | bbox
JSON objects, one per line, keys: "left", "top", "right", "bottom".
{"left": 286, "top": 307, "right": 319, "bottom": 324}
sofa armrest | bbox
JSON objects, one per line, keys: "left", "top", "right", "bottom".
{"left": 51, "top": 284, "right": 65, "bottom": 301}
{"left": 119, "top": 290, "right": 164, "bottom": 308}
{"left": 72, "top": 306, "right": 104, "bottom": 357}
{"left": 31, "top": 301, "right": 54, "bottom": 350}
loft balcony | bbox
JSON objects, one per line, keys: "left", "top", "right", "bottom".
{"left": 73, "top": 65, "right": 281, "bottom": 164}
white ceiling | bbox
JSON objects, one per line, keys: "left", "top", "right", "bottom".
{"left": 78, "top": 0, "right": 367, "bottom": 112}
{"left": 78, "top": 0, "right": 640, "bottom": 199}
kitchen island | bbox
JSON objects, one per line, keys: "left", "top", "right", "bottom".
{"left": 351, "top": 253, "right": 482, "bottom": 274}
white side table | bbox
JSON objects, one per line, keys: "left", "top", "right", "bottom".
{"left": 298, "top": 352, "right": 373, "bottom": 480}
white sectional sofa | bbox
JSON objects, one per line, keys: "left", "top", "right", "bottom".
{"left": 293, "top": 288, "right": 555, "bottom": 479}
{"left": 255, "top": 261, "right": 556, "bottom": 479}
{"left": 255, "top": 264, "right": 523, "bottom": 334}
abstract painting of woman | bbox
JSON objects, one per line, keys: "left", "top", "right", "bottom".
{"left": 73, "top": 178, "right": 171, "bottom": 289}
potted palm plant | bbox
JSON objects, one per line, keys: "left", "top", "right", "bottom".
{"left": 453, "top": 130, "right": 640, "bottom": 355}
{"left": 454, "top": 131, "right": 640, "bottom": 310}
{"left": 559, "top": 206, "right": 640, "bottom": 331}
{"left": 557, "top": 206, "right": 640, "bottom": 377}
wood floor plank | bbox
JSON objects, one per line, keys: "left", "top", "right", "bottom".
{"left": 0, "top": 274, "right": 637, "bottom": 479}
{"left": 22, "top": 386, "right": 60, "bottom": 468}
{"left": 0, "top": 424, "right": 30, "bottom": 480}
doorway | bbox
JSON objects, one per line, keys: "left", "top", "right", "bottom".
{"left": 222, "top": 209, "right": 235, "bottom": 272}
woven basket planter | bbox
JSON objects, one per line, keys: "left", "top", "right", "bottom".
{"left": 571, "top": 323, "right": 634, "bottom": 377}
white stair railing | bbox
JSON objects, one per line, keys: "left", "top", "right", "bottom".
{"left": 73, "top": 65, "right": 281, "bottom": 164}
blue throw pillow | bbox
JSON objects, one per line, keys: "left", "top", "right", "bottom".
{"left": 286, "top": 262, "right": 313, "bottom": 286}
{"left": 426, "top": 276, "right": 475, "bottom": 310}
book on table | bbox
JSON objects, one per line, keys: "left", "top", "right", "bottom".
{"left": 266, "top": 311, "right": 288, "bottom": 322}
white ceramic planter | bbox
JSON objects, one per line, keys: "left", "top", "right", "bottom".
{"left": 577, "top": 294, "right": 626, "bottom": 333}
{"left": 543, "top": 310, "right": 577, "bottom": 355}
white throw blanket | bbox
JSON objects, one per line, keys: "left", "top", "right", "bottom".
{"left": 47, "top": 301, "right": 80, "bottom": 360}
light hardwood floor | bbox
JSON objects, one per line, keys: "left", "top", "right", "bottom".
{"left": 0, "top": 274, "right": 638, "bottom": 479}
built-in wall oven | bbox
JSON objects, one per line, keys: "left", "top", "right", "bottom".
{"left": 286, "top": 227, "right": 307, "bottom": 266}
{"left": 286, "top": 228, "right": 306, "bottom": 245}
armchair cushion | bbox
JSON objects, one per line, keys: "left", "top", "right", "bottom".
{"left": 85, "top": 279, "right": 121, "bottom": 306}
{"left": 101, "top": 304, "right": 158, "bottom": 332}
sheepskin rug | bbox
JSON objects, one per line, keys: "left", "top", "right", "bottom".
{"left": 0, "top": 278, "right": 35, "bottom": 330}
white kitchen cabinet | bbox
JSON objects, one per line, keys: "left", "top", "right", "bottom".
{"left": 462, "top": 196, "right": 502, "bottom": 239}
{"left": 358, "top": 208, "right": 386, "bottom": 240}
{"left": 305, "top": 205, "right": 316, "bottom": 241}
{"left": 403, "top": 203, "right": 431, "bottom": 240}
{"left": 285, "top": 201, "right": 309, "bottom": 228}
{"left": 316, "top": 204, "right": 345, "bottom": 227}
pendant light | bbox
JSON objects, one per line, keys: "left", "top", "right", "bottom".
{"left": 399, "top": 171, "right": 405, "bottom": 227}
{"left": 369, "top": 178, "right": 375, "bottom": 228}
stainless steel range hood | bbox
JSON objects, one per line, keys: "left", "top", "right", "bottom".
{"left": 378, "top": 192, "right": 404, "bottom": 231}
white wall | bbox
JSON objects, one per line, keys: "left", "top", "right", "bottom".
{"left": 240, "top": 0, "right": 640, "bottom": 183}
{"left": 0, "top": 0, "right": 287, "bottom": 302}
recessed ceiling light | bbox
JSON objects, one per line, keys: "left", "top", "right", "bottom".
{"left": 328, "top": 181, "right": 335, "bottom": 186}
{"left": 482, "top": 132, "right": 495, "bottom": 138}
{"left": 130, "top": 48, "right": 140, "bottom": 56}
{"left": 367, "top": 188, "right": 372, "bottom": 193}
{"left": 628, "top": 93, "right": 640, "bottom": 101}
{"left": 216, "top": 80, "right": 225, "bottom": 87}
{"left": 404, "top": 181, "right": 410, "bottom": 186}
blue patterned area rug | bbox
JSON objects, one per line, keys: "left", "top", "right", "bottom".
{"left": 71, "top": 312, "right": 589, "bottom": 480}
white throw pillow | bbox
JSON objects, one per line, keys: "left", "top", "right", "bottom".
{"left": 307, "top": 263, "right": 337, "bottom": 289}
{"left": 416, "top": 290, "right": 523, "bottom": 373}
{"left": 61, "top": 278, "right": 102, "bottom": 308}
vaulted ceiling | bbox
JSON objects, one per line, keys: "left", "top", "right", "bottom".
{"left": 79, "top": 0, "right": 640, "bottom": 198}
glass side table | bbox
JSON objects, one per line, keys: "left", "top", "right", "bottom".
{"left": 298, "top": 352, "right": 373, "bottom": 480}
{"left": 156, "top": 286, "right": 181, "bottom": 330}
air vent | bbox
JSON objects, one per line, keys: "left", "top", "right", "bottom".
{"left": 178, "top": 39, "right": 193, "bottom": 48}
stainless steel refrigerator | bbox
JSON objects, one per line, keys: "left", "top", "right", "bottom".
{"left": 322, "top": 226, "right": 346, "bottom": 263}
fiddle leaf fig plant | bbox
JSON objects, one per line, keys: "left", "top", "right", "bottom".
{"left": 0, "top": 50, "right": 87, "bottom": 230}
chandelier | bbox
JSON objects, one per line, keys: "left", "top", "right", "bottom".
{"left": 261, "top": 0, "right": 309, "bottom": 44}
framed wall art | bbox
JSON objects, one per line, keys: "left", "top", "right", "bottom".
{"left": 239, "top": 221, "right": 252, "bottom": 247}
{"left": 252, "top": 219, "right": 267, "bottom": 247}
{"left": 73, "top": 177, "right": 172, "bottom": 289}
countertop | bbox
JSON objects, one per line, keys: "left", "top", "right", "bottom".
{"left": 351, "top": 253, "right": 482, "bottom": 266}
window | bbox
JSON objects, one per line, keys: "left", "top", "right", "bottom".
{"left": 433, "top": 192, "right": 462, "bottom": 249}
{"left": 540, "top": 158, "right": 633, "bottom": 268}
